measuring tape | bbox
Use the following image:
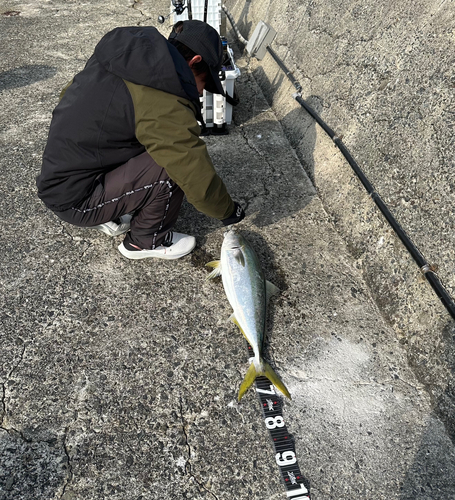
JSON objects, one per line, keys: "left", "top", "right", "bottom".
{"left": 247, "top": 345, "right": 311, "bottom": 499}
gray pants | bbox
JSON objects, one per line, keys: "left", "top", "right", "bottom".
{"left": 54, "top": 152, "right": 184, "bottom": 250}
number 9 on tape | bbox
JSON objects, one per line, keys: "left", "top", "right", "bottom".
{"left": 276, "top": 451, "right": 297, "bottom": 466}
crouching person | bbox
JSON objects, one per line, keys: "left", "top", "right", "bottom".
{"left": 36, "top": 20, "right": 244, "bottom": 260}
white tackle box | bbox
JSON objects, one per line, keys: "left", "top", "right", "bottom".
{"left": 172, "top": 0, "right": 240, "bottom": 131}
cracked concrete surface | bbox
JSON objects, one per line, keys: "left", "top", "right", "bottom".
{"left": 1, "top": 0, "right": 455, "bottom": 499}
{"left": 178, "top": 398, "right": 220, "bottom": 500}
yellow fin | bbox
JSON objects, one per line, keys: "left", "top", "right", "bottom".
{"left": 265, "top": 280, "right": 280, "bottom": 302}
{"left": 229, "top": 314, "right": 250, "bottom": 342}
{"left": 263, "top": 360, "right": 291, "bottom": 399}
{"left": 238, "top": 359, "right": 291, "bottom": 402}
{"left": 238, "top": 361, "right": 257, "bottom": 402}
{"left": 205, "top": 260, "right": 221, "bottom": 281}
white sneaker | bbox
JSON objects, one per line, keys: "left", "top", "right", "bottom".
{"left": 91, "top": 214, "right": 133, "bottom": 237}
{"left": 118, "top": 232, "right": 196, "bottom": 260}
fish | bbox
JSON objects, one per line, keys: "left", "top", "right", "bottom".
{"left": 206, "top": 229, "right": 291, "bottom": 402}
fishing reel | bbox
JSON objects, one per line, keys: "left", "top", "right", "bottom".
{"left": 158, "top": 0, "right": 187, "bottom": 24}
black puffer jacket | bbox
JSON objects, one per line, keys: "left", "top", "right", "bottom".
{"left": 37, "top": 26, "right": 234, "bottom": 219}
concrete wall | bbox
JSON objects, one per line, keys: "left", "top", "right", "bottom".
{"left": 225, "top": 0, "right": 455, "bottom": 440}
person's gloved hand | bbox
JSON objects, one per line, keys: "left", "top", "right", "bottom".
{"left": 222, "top": 202, "right": 245, "bottom": 226}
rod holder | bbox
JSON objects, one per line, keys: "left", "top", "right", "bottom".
{"left": 246, "top": 21, "right": 276, "bottom": 60}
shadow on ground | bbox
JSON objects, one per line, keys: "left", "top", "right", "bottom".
{"left": 250, "top": 65, "right": 322, "bottom": 183}
{"left": 0, "top": 65, "right": 57, "bottom": 92}
{"left": 0, "top": 428, "right": 68, "bottom": 498}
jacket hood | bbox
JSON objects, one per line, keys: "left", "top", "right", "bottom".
{"left": 94, "top": 26, "right": 201, "bottom": 104}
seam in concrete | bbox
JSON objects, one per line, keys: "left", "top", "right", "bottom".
{"left": 178, "top": 397, "right": 220, "bottom": 500}
{"left": 1, "top": 341, "right": 27, "bottom": 429}
{"left": 58, "top": 219, "right": 94, "bottom": 259}
{"left": 0, "top": 425, "right": 32, "bottom": 443}
{"left": 59, "top": 429, "right": 73, "bottom": 500}
{"left": 131, "top": 0, "right": 152, "bottom": 25}
{"left": 131, "top": 0, "right": 146, "bottom": 16}
{"left": 59, "top": 221, "right": 78, "bottom": 241}
{"left": 1, "top": 383, "right": 6, "bottom": 426}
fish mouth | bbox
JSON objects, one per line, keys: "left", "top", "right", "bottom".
{"left": 224, "top": 226, "right": 238, "bottom": 236}
{"left": 223, "top": 227, "right": 243, "bottom": 250}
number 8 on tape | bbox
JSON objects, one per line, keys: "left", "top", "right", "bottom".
{"left": 265, "top": 416, "right": 285, "bottom": 429}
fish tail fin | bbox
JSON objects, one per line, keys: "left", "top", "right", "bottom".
{"left": 238, "top": 361, "right": 257, "bottom": 402}
{"left": 263, "top": 360, "right": 292, "bottom": 400}
{"left": 238, "top": 359, "right": 292, "bottom": 402}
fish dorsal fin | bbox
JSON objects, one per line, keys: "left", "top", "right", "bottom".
{"left": 265, "top": 280, "right": 280, "bottom": 302}
{"left": 206, "top": 260, "right": 222, "bottom": 280}
{"left": 233, "top": 248, "right": 245, "bottom": 267}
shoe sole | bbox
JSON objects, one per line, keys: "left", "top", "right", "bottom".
{"left": 118, "top": 241, "right": 196, "bottom": 260}
{"left": 92, "top": 224, "right": 130, "bottom": 237}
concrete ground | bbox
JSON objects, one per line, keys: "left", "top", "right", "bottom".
{"left": 1, "top": 1, "right": 454, "bottom": 499}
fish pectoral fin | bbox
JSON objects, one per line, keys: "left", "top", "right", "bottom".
{"left": 229, "top": 314, "right": 250, "bottom": 342}
{"left": 233, "top": 248, "right": 245, "bottom": 267}
{"left": 265, "top": 280, "right": 280, "bottom": 302}
{"left": 238, "top": 361, "right": 257, "bottom": 402}
{"left": 263, "top": 360, "right": 292, "bottom": 400}
{"left": 205, "top": 260, "right": 222, "bottom": 280}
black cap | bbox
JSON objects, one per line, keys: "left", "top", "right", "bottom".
{"left": 169, "top": 20, "right": 225, "bottom": 96}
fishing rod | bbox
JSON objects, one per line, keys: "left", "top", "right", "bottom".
{"left": 222, "top": 9, "right": 455, "bottom": 321}
{"left": 268, "top": 47, "right": 455, "bottom": 321}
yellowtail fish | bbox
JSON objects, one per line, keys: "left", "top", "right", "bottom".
{"left": 206, "top": 229, "right": 291, "bottom": 402}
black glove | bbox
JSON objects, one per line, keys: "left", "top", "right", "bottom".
{"left": 222, "top": 202, "right": 245, "bottom": 226}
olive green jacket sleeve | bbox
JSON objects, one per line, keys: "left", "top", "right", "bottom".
{"left": 124, "top": 80, "right": 235, "bottom": 220}
{"left": 59, "top": 79, "right": 73, "bottom": 100}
